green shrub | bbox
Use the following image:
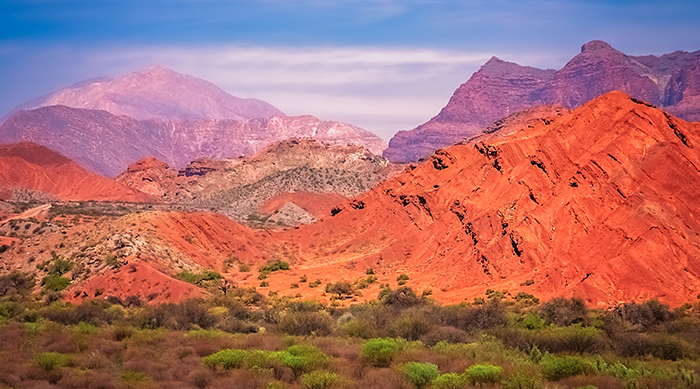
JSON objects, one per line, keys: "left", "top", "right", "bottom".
{"left": 309, "top": 279, "right": 322, "bottom": 288}
{"left": 279, "top": 310, "right": 333, "bottom": 336}
{"left": 42, "top": 274, "right": 71, "bottom": 291}
{"left": 74, "top": 321, "right": 98, "bottom": 335}
{"left": 325, "top": 281, "right": 354, "bottom": 297}
{"left": 202, "top": 349, "right": 248, "bottom": 370}
{"left": 104, "top": 254, "right": 119, "bottom": 268}
{"left": 354, "top": 275, "right": 378, "bottom": 289}
{"left": 521, "top": 313, "right": 544, "bottom": 330}
{"left": 280, "top": 345, "right": 331, "bottom": 377}
{"left": 34, "top": 352, "right": 75, "bottom": 371}
{"left": 301, "top": 371, "right": 337, "bottom": 389}
{"left": 239, "top": 263, "right": 251, "bottom": 272}
{"left": 400, "top": 362, "right": 439, "bottom": 388}
{"left": 465, "top": 363, "right": 503, "bottom": 385}
{"left": 540, "top": 355, "right": 593, "bottom": 381}
{"left": 120, "top": 371, "right": 152, "bottom": 385}
{"left": 432, "top": 373, "right": 467, "bottom": 389}
{"left": 49, "top": 257, "right": 73, "bottom": 276}
{"left": 361, "top": 338, "right": 400, "bottom": 367}
{"left": 397, "top": 273, "right": 409, "bottom": 285}
{"left": 501, "top": 372, "right": 540, "bottom": 389}
{"left": 244, "top": 350, "right": 281, "bottom": 370}
{"left": 177, "top": 269, "right": 221, "bottom": 285}
{"left": 259, "top": 260, "right": 290, "bottom": 273}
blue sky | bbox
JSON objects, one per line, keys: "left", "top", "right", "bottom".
{"left": 1, "top": 0, "right": 699, "bottom": 139}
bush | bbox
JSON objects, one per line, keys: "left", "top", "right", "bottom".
{"left": 539, "top": 297, "right": 588, "bottom": 326}
{"left": 381, "top": 287, "right": 421, "bottom": 307}
{"left": 280, "top": 345, "right": 331, "bottom": 377}
{"left": 259, "top": 260, "right": 290, "bottom": 273}
{"left": 35, "top": 352, "right": 75, "bottom": 371}
{"left": 104, "top": 254, "right": 119, "bottom": 268}
{"left": 540, "top": 355, "right": 593, "bottom": 381}
{"left": 202, "top": 349, "right": 247, "bottom": 370}
{"left": 74, "top": 321, "right": 98, "bottom": 335}
{"left": 146, "top": 299, "right": 216, "bottom": 330}
{"left": 354, "top": 275, "right": 377, "bottom": 289}
{"left": 49, "top": 257, "right": 73, "bottom": 276}
{"left": 397, "top": 273, "right": 409, "bottom": 286}
{"left": 239, "top": 264, "right": 251, "bottom": 272}
{"left": 501, "top": 372, "right": 540, "bottom": 389}
{"left": 325, "top": 281, "right": 354, "bottom": 297}
{"left": 278, "top": 310, "right": 334, "bottom": 336}
{"left": 432, "top": 373, "right": 467, "bottom": 389}
{"left": 120, "top": 371, "right": 152, "bottom": 385}
{"left": 361, "top": 338, "right": 400, "bottom": 367}
{"left": 400, "top": 362, "right": 439, "bottom": 388}
{"left": 177, "top": 269, "right": 221, "bottom": 285}
{"left": 0, "top": 270, "right": 35, "bottom": 297}
{"left": 535, "top": 324, "right": 601, "bottom": 354}
{"left": 42, "top": 274, "right": 71, "bottom": 291}
{"left": 521, "top": 313, "right": 544, "bottom": 330}
{"left": 389, "top": 309, "right": 433, "bottom": 341}
{"left": 464, "top": 363, "right": 503, "bottom": 385}
{"left": 301, "top": 371, "right": 337, "bottom": 389}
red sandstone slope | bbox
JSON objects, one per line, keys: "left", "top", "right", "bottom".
{"left": 385, "top": 40, "right": 700, "bottom": 163}
{"left": 0, "top": 142, "right": 152, "bottom": 202}
{"left": 285, "top": 92, "right": 700, "bottom": 307}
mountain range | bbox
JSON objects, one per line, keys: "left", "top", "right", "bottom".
{"left": 384, "top": 40, "right": 700, "bottom": 162}
{"left": 3, "top": 92, "right": 700, "bottom": 307}
{"left": 0, "top": 66, "right": 387, "bottom": 177}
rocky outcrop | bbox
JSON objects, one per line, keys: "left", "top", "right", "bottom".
{"left": 286, "top": 92, "right": 700, "bottom": 306}
{"left": 385, "top": 40, "right": 700, "bottom": 162}
{"left": 116, "top": 138, "right": 398, "bottom": 222}
{"left": 0, "top": 142, "right": 153, "bottom": 202}
{"left": 6, "top": 65, "right": 284, "bottom": 121}
{"left": 0, "top": 106, "right": 387, "bottom": 177}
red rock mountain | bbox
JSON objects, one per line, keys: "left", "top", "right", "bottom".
{"left": 0, "top": 106, "right": 387, "bottom": 177}
{"left": 278, "top": 92, "right": 700, "bottom": 307}
{"left": 4, "top": 93, "right": 699, "bottom": 307}
{"left": 385, "top": 40, "right": 700, "bottom": 162}
{"left": 0, "top": 142, "right": 152, "bottom": 202}
{"left": 7, "top": 65, "right": 284, "bottom": 121}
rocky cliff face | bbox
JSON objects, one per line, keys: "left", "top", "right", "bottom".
{"left": 385, "top": 40, "right": 700, "bottom": 162}
{"left": 6, "top": 65, "right": 284, "bottom": 121}
{"left": 0, "top": 142, "right": 152, "bottom": 202}
{"left": 116, "top": 138, "right": 398, "bottom": 223}
{"left": 0, "top": 106, "right": 387, "bottom": 177}
{"left": 285, "top": 92, "right": 700, "bottom": 306}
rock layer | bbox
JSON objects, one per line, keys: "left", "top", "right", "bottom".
{"left": 385, "top": 40, "right": 700, "bottom": 162}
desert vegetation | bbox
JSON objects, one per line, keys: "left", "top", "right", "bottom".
{"left": 1, "top": 272, "right": 700, "bottom": 389}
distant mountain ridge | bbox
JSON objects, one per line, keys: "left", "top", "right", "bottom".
{"left": 0, "top": 105, "right": 387, "bottom": 177}
{"left": 385, "top": 40, "right": 700, "bottom": 162}
{"left": 5, "top": 65, "right": 284, "bottom": 121}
